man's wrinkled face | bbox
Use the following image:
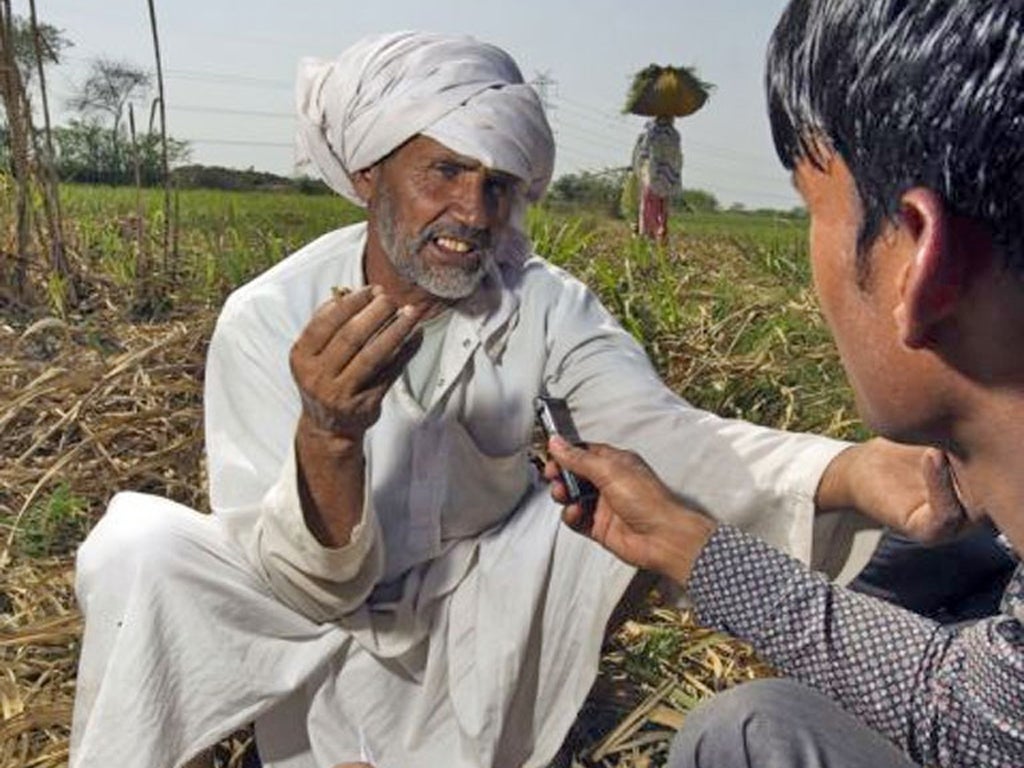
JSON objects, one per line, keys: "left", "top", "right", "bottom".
{"left": 366, "top": 136, "right": 519, "bottom": 300}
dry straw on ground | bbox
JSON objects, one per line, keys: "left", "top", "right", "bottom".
{"left": 1, "top": 308, "right": 212, "bottom": 767}
{"left": 1, "top": 226, "right": 831, "bottom": 766}
{"left": 0, "top": 301, "right": 774, "bottom": 768}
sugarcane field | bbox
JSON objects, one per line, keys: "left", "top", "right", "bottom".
{"left": 0, "top": 5, "right": 872, "bottom": 768}
{"left": 1, "top": 184, "right": 866, "bottom": 767}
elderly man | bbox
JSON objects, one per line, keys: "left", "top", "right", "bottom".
{"left": 545, "top": 1, "right": 1024, "bottom": 766}
{"left": 71, "top": 32, "right": 957, "bottom": 768}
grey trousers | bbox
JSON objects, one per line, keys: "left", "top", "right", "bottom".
{"left": 667, "top": 679, "right": 919, "bottom": 768}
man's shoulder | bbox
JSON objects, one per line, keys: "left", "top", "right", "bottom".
{"left": 220, "top": 223, "right": 367, "bottom": 325}
{"left": 515, "top": 253, "right": 589, "bottom": 300}
{"left": 495, "top": 254, "right": 606, "bottom": 330}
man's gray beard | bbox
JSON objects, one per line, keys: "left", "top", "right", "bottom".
{"left": 374, "top": 185, "right": 490, "bottom": 300}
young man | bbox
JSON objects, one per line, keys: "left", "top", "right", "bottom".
{"left": 73, "top": 31, "right": 961, "bottom": 768}
{"left": 547, "top": 1, "right": 1023, "bottom": 766}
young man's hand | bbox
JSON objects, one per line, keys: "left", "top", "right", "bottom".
{"left": 544, "top": 437, "right": 717, "bottom": 586}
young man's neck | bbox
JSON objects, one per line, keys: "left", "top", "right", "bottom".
{"left": 948, "top": 389, "right": 1024, "bottom": 554}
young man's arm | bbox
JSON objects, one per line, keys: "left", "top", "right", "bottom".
{"left": 547, "top": 439, "right": 1024, "bottom": 768}
{"left": 688, "top": 529, "right": 1024, "bottom": 768}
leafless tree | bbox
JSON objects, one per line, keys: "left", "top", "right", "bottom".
{"left": 68, "top": 58, "right": 151, "bottom": 170}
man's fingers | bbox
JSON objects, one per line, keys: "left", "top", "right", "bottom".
{"left": 345, "top": 308, "right": 423, "bottom": 389}
{"left": 290, "top": 292, "right": 426, "bottom": 436}
{"left": 546, "top": 470, "right": 571, "bottom": 503}
{"left": 294, "top": 285, "right": 376, "bottom": 356}
{"left": 340, "top": 333, "right": 425, "bottom": 422}
{"left": 542, "top": 457, "right": 562, "bottom": 484}
{"left": 362, "top": 329, "right": 424, "bottom": 397}
{"left": 365, "top": 305, "right": 426, "bottom": 367}
{"left": 320, "top": 295, "right": 410, "bottom": 377}
{"left": 922, "top": 450, "right": 960, "bottom": 513}
{"left": 561, "top": 503, "right": 592, "bottom": 534}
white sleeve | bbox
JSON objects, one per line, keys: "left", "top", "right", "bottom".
{"left": 204, "top": 294, "right": 383, "bottom": 620}
{"left": 538, "top": 270, "right": 872, "bottom": 574}
{"left": 254, "top": 445, "right": 384, "bottom": 621}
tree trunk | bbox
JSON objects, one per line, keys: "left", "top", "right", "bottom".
{"left": 128, "top": 101, "right": 147, "bottom": 300}
{"left": 0, "top": 0, "right": 33, "bottom": 299}
{"left": 28, "top": 0, "right": 76, "bottom": 307}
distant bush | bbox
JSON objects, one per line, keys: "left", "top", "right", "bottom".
{"left": 547, "top": 169, "right": 628, "bottom": 216}
{"left": 171, "top": 166, "right": 334, "bottom": 194}
{"left": 45, "top": 121, "right": 333, "bottom": 194}
{"left": 547, "top": 168, "right": 722, "bottom": 219}
{"left": 171, "top": 164, "right": 331, "bottom": 193}
{"left": 293, "top": 176, "right": 334, "bottom": 195}
{"left": 53, "top": 119, "right": 190, "bottom": 185}
{"left": 680, "top": 188, "right": 720, "bottom": 212}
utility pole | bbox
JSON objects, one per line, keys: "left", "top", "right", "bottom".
{"left": 530, "top": 70, "right": 557, "bottom": 116}
{"left": 148, "top": 0, "right": 173, "bottom": 273}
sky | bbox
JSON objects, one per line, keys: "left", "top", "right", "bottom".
{"left": 20, "top": 0, "right": 801, "bottom": 210}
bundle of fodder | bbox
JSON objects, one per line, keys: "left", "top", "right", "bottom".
{"left": 624, "top": 64, "right": 713, "bottom": 118}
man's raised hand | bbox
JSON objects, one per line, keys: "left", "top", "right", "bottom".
{"left": 290, "top": 286, "right": 424, "bottom": 441}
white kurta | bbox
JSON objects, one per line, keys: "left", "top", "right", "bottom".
{"left": 72, "top": 222, "right": 868, "bottom": 768}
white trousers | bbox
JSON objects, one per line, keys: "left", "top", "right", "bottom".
{"left": 71, "top": 491, "right": 635, "bottom": 768}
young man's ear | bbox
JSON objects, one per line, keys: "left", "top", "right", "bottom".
{"left": 893, "top": 188, "right": 965, "bottom": 349}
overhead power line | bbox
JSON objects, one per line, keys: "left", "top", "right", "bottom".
{"left": 172, "top": 104, "right": 293, "bottom": 119}
{"left": 61, "top": 52, "right": 294, "bottom": 90}
{"left": 165, "top": 68, "right": 291, "bottom": 90}
{"left": 189, "top": 138, "right": 292, "bottom": 148}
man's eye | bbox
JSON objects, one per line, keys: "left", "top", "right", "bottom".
{"left": 485, "top": 176, "right": 515, "bottom": 199}
{"left": 435, "top": 162, "right": 461, "bottom": 179}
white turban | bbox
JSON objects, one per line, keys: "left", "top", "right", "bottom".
{"left": 295, "top": 31, "right": 555, "bottom": 209}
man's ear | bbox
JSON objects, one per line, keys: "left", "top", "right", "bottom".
{"left": 350, "top": 166, "right": 377, "bottom": 205}
{"left": 893, "top": 188, "right": 964, "bottom": 349}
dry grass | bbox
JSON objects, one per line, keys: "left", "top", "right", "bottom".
{"left": 553, "top": 605, "right": 774, "bottom": 767}
{"left": 0, "top": 303, "right": 213, "bottom": 767}
{"left": 0, "top": 557, "right": 78, "bottom": 768}
{"left": 0, "top": 213, "right": 854, "bottom": 767}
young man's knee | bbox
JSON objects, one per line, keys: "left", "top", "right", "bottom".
{"left": 668, "top": 679, "right": 812, "bottom": 767}
{"left": 693, "top": 679, "right": 799, "bottom": 726}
